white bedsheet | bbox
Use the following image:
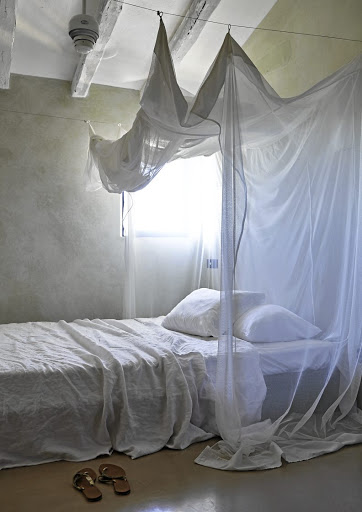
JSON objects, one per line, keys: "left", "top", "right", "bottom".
{"left": 0, "top": 317, "right": 266, "bottom": 469}
{"left": 0, "top": 317, "right": 335, "bottom": 470}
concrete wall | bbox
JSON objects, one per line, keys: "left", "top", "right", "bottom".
{"left": 1, "top": 2, "right": 361, "bottom": 324}
{"left": 243, "top": 0, "right": 362, "bottom": 97}
{"left": 0, "top": 75, "right": 139, "bottom": 324}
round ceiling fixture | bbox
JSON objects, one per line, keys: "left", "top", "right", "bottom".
{"left": 68, "top": 1, "right": 99, "bottom": 54}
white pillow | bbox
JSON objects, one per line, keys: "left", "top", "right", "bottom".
{"left": 162, "top": 288, "right": 265, "bottom": 337}
{"left": 233, "top": 304, "right": 321, "bottom": 342}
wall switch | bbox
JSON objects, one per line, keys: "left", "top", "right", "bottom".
{"left": 206, "top": 259, "right": 218, "bottom": 269}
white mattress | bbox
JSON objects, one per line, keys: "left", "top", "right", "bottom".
{"left": 253, "top": 339, "right": 336, "bottom": 375}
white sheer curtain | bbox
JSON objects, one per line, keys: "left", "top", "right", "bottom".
{"left": 122, "top": 155, "right": 222, "bottom": 318}
{"left": 85, "top": 19, "right": 362, "bottom": 470}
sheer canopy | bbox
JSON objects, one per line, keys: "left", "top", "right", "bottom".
{"left": 85, "top": 19, "right": 362, "bottom": 470}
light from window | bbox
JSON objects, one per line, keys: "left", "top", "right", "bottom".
{"left": 127, "top": 155, "right": 221, "bottom": 239}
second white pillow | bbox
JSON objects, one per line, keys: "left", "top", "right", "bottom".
{"left": 233, "top": 304, "right": 321, "bottom": 342}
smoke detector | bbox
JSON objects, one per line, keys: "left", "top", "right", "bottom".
{"left": 69, "top": 1, "right": 99, "bottom": 54}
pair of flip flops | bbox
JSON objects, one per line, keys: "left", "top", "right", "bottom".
{"left": 73, "top": 464, "right": 130, "bottom": 502}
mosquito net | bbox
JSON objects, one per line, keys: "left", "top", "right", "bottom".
{"left": 85, "top": 19, "right": 362, "bottom": 470}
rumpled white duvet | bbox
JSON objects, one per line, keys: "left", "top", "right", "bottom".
{"left": 0, "top": 318, "right": 265, "bottom": 469}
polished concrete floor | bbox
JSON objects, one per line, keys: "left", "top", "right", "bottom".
{"left": 1, "top": 440, "right": 362, "bottom": 512}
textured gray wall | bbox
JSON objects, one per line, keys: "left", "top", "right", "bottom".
{"left": 0, "top": 75, "right": 139, "bottom": 324}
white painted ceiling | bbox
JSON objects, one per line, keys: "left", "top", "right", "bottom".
{"left": 12, "top": 0, "right": 277, "bottom": 95}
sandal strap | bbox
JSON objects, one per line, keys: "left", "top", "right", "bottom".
{"left": 99, "top": 468, "right": 127, "bottom": 483}
{"left": 73, "top": 471, "right": 96, "bottom": 491}
{"left": 98, "top": 475, "right": 113, "bottom": 484}
{"left": 99, "top": 474, "right": 127, "bottom": 482}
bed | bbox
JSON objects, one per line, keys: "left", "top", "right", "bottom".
{"left": 0, "top": 316, "right": 337, "bottom": 470}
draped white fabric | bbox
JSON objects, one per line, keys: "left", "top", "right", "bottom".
{"left": 85, "top": 19, "right": 362, "bottom": 470}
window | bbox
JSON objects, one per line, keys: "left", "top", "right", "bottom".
{"left": 122, "top": 155, "right": 221, "bottom": 239}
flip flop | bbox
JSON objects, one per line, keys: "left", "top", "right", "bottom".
{"left": 98, "top": 463, "right": 131, "bottom": 495}
{"left": 73, "top": 467, "right": 102, "bottom": 502}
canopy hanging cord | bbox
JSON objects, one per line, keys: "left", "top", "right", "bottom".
{"left": 122, "top": 1, "right": 362, "bottom": 43}
{"left": 84, "top": 119, "right": 95, "bottom": 135}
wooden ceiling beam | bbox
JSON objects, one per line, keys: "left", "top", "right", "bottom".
{"left": 71, "top": 0, "right": 123, "bottom": 98}
{"left": 0, "top": 0, "right": 18, "bottom": 89}
{"left": 169, "top": 0, "right": 221, "bottom": 62}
